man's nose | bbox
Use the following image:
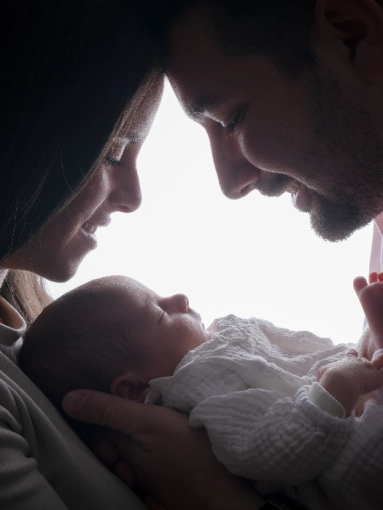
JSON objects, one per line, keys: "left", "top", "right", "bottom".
{"left": 218, "top": 165, "right": 261, "bottom": 199}
{"left": 209, "top": 130, "right": 260, "bottom": 200}
{"left": 109, "top": 162, "right": 142, "bottom": 213}
{"left": 167, "top": 294, "right": 189, "bottom": 314}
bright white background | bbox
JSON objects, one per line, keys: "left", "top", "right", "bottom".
{"left": 49, "top": 81, "right": 372, "bottom": 345}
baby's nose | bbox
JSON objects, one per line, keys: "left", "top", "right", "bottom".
{"left": 170, "top": 293, "right": 189, "bottom": 314}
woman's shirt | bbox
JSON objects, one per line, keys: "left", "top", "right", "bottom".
{"left": 0, "top": 296, "right": 145, "bottom": 510}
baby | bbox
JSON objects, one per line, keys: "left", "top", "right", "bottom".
{"left": 20, "top": 274, "right": 383, "bottom": 510}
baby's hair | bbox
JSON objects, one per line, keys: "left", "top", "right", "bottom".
{"left": 20, "top": 277, "right": 143, "bottom": 412}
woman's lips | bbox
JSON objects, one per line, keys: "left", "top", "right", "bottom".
{"left": 82, "top": 221, "right": 98, "bottom": 235}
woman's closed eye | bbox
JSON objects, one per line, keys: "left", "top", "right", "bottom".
{"left": 104, "top": 155, "right": 125, "bottom": 167}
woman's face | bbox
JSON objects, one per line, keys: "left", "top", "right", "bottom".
{"left": 2, "top": 78, "right": 164, "bottom": 282}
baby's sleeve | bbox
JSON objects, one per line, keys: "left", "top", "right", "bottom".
{"left": 189, "top": 385, "right": 354, "bottom": 486}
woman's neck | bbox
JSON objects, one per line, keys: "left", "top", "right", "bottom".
{"left": 0, "top": 269, "right": 8, "bottom": 289}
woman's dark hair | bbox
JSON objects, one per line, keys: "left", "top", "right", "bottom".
{"left": 0, "top": 271, "right": 52, "bottom": 326}
{"left": 0, "top": 0, "right": 162, "bottom": 260}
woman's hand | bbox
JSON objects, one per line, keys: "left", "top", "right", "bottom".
{"left": 63, "top": 390, "right": 265, "bottom": 510}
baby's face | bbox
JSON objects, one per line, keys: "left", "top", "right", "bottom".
{"left": 109, "top": 277, "right": 211, "bottom": 380}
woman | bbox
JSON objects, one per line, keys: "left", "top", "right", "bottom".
{"left": 0, "top": 1, "right": 266, "bottom": 509}
{"left": 0, "top": 1, "right": 161, "bottom": 508}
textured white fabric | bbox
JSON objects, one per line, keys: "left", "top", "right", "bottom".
{"left": 148, "top": 315, "right": 383, "bottom": 510}
{"left": 316, "top": 396, "right": 383, "bottom": 510}
{"left": 0, "top": 297, "right": 145, "bottom": 510}
{"left": 309, "top": 382, "right": 346, "bottom": 419}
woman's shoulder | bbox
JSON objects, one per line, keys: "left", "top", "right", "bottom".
{"left": 0, "top": 295, "right": 26, "bottom": 363}
{"left": 0, "top": 361, "right": 145, "bottom": 510}
{"left": 0, "top": 295, "right": 26, "bottom": 332}
{"left": 0, "top": 305, "right": 145, "bottom": 510}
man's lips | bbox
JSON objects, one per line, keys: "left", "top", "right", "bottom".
{"left": 253, "top": 173, "right": 313, "bottom": 213}
{"left": 286, "top": 180, "right": 312, "bottom": 213}
{"left": 254, "top": 173, "right": 295, "bottom": 198}
{"left": 286, "top": 180, "right": 301, "bottom": 194}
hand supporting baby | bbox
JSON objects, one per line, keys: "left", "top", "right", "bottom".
{"left": 63, "top": 392, "right": 264, "bottom": 510}
{"left": 317, "top": 272, "right": 383, "bottom": 416}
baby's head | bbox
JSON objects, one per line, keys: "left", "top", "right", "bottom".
{"left": 20, "top": 275, "right": 210, "bottom": 410}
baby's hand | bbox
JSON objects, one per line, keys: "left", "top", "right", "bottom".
{"left": 207, "top": 321, "right": 217, "bottom": 333}
{"left": 318, "top": 350, "right": 383, "bottom": 416}
{"left": 354, "top": 272, "right": 383, "bottom": 358}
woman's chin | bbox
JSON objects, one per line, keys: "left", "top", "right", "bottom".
{"left": 36, "top": 256, "right": 85, "bottom": 283}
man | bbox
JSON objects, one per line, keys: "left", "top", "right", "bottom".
{"left": 149, "top": 0, "right": 383, "bottom": 263}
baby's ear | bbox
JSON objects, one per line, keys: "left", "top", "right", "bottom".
{"left": 110, "top": 374, "right": 150, "bottom": 402}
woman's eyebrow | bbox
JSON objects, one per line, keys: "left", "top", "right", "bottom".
{"left": 186, "top": 92, "right": 225, "bottom": 121}
{"left": 116, "top": 132, "right": 140, "bottom": 143}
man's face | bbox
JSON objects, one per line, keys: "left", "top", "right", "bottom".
{"left": 166, "top": 6, "right": 383, "bottom": 241}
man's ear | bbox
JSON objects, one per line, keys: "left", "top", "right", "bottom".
{"left": 314, "top": 0, "right": 383, "bottom": 82}
{"left": 110, "top": 373, "right": 150, "bottom": 403}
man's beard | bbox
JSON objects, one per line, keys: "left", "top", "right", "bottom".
{"left": 308, "top": 189, "right": 366, "bottom": 242}
{"left": 303, "top": 66, "right": 383, "bottom": 242}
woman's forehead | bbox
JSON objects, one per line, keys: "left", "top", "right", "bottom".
{"left": 116, "top": 75, "right": 164, "bottom": 140}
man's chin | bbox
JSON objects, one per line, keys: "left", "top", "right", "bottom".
{"left": 309, "top": 207, "right": 364, "bottom": 243}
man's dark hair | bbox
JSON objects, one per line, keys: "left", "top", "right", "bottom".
{"left": 141, "top": 0, "right": 319, "bottom": 76}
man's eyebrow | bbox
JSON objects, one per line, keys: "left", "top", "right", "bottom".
{"left": 186, "top": 93, "right": 225, "bottom": 120}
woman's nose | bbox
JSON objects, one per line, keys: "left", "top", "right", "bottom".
{"left": 109, "top": 162, "right": 142, "bottom": 213}
{"left": 166, "top": 294, "right": 189, "bottom": 314}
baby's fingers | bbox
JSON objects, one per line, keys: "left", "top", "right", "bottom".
{"left": 369, "top": 272, "right": 383, "bottom": 284}
{"left": 317, "top": 349, "right": 358, "bottom": 380}
{"left": 354, "top": 276, "right": 368, "bottom": 295}
{"left": 371, "top": 352, "right": 383, "bottom": 371}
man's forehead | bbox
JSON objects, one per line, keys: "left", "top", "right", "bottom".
{"left": 166, "top": 4, "right": 227, "bottom": 76}
{"left": 166, "top": 35, "right": 229, "bottom": 120}
{"left": 166, "top": 6, "right": 247, "bottom": 119}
